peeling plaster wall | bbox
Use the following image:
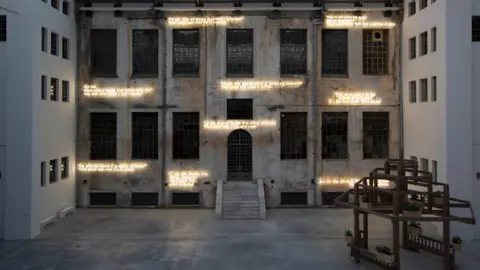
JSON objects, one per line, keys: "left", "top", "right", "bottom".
{"left": 77, "top": 12, "right": 400, "bottom": 208}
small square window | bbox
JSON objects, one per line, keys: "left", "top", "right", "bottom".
{"left": 409, "top": 81, "right": 417, "bottom": 103}
{"left": 62, "top": 37, "right": 69, "bottom": 59}
{"left": 420, "top": 78, "right": 428, "bottom": 102}
{"left": 49, "top": 159, "right": 58, "bottom": 183}
{"left": 41, "top": 161, "right": 46, "bottom": 187}
{"left": 51, "top": 32, "right": 58, "bottom": 56}
{"left": 61, "top": 157, "right": 69, "bottom": 179}
{"left": 431, "top": 76, "right": 437, "bottom": 101}
{"left": 408, "top": 1, "right": 416, "bottom": 16}
{"left": 62, "top": 80, "right": 69, "bottom": 102}
{"left": 62, "top": 1, "right": 70, "bottom": 16}
{"left": 409, "top": 37, "right": 416, "bottom": 59}
{"left": 50, "top": 78, "right": 58, "bottom": 101}
{"left": 41, "top": 27, "right": 47, "bottom": 52}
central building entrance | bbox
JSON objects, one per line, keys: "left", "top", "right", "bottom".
{"left": 227, "top": 129, "right": 252, "bottom": 181}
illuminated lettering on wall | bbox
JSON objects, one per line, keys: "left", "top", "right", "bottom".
{"left": 203, "top": 120, "right": 276, "bottom": 130}
{"left": 328, "top": 92, "right": 382, "bottom": 105}
{"left": 83, "top": 85, "right": 154, "bottom": 98}
{"left": 219, "top": 79, "right": 304, "bottom": 91}
{"left": 78, "top": 163, "right": 147, "bottom": 173}
{"left": 168, "top": 171, "right": 209, "bottom": 188}
{"left": 167, "top": 16, "right": 244, "bottom": 27}
{"left": 324, "top": 15, "right": 395, "bottom": 29}
{"left": 319, "top": 178, "right": 390, "bottom": 187}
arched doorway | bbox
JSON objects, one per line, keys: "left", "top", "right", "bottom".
{"left": 227, "top": 129, "right": 252, "bottom": 181}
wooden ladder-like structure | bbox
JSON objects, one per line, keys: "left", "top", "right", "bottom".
{"left": 334, "top": 158, "right": 476, "bottom": 270}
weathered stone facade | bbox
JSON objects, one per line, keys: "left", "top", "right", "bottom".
{"left": 77, "top": 11, "right": 401, "bottom": 208}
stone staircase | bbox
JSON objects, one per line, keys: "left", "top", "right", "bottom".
{"left": 221, "top": 181, "right": 265, "bottom": 220}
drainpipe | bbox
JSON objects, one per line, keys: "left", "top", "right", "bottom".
{"left": 397, "top": 16, "right": 404, "bottom": 161}
{"left": 312, "top": 19, "right": 321, "bottom": 206}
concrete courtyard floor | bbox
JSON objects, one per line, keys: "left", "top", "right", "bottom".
{"left": 0, "top": 209, "right": 480, "bottom": 270}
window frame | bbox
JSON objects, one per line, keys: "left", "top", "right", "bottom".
{"left": 409, "top": 37, "right": 416, "bottom": 59}
{"left": 172, "top": 112, "right": 200, "bottom": 160}
{"left": 431, "top": 27, "right": 437, "bottom": 52}
{"left": 61, "top": 80, "right": 69, "bottom": 102}
{"left": 51, "top": 32, "right": 58, "bottom": 56}
{"left": 41, "top": 161, "right": 46, "bottom": 187}
{"left": 131, "top": 112, "right": 159, "bottom": 160}
{"left": 280, "top": 29, "right": 307, "bottom": 75}
{"left": 89, "top": 112, "right": 117, "bottom": 160}
{"left": 431, "top": 76, "right": 437, "bottom": 101}
{"left": 62, "top": 37, "right": 69, "bottom": 60}
{"left": 409, "top": 80, "right": 417, "bottom": 103}
{"left": 0, "top": 15, "right": 5, "bottom": 42}
{"left": 41, "top": 75, "right": 47, "bottom": 100}
{"left": 62, "top": 1, "right": 70, "bottom": 16}
{"left": 321, "top": 29, "right": 349, "bottom": 76}
{"left": 321, "top": 112, "right": 349, "bottom": 159}
{"left": 42, "top": 27, "right": 48, "bottom": 52}
{"left": 132, "top": 29, "right": 159, "bottom": 77}
{"left": 49, "top": 159, "right": 58, "bottom": 184}
{"left": 50, "top": 78, "right": 59, "bottom": 101}
{"left": 420, "top": 31, "right": 428, "bottom": 56}
{"left": 280, "top": 112, "right": 308, "bottom": 160}
{"left": 172, "top": 29, "right": 200, "bottom": 77}
{"left": 362, "top": 29, "right": 389, "bottom": 75}
{"left": 61, "top": 157, "right": 69, "bottom": 179}
{"left": 420, "top": 78, "right": 428, "bottom": 102}
{"left": 226, "top": 28, "right": 254, "bottom": 77}
{"left": 226, "top": 99, "right": 253, "bottom": 120}
{"left": 90, "top": 29, "right": 118, "bottom": 77}
{"left": 362, "top": 112, "right": 390, "bottom": 159}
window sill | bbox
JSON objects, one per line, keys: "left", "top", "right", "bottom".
{"left": 321, "top": 74, "right": 349, "bottom": 79}
{"left": 130, "top": 74, "right": 159, "bottom": 79}
{"left": 172, "top": 74, "right": 200, "bottom": 79}
{"left": 280, "top": 158, "right": 308, "bottom": 161}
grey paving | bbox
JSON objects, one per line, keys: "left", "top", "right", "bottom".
{"left": 0, "top": 208, "right": 479, "bottom": 270}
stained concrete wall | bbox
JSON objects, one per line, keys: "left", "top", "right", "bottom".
{"left": 77, "top": 11, "right": 400, "bottom": 208}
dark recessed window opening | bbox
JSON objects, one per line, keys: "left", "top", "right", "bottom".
{"left": 419, "top": 0, "right": 428, "bottom": 10}
{"left": 409, "top": 81, "right": 417, "bottom": 103}
{"left": 41, "top": 162, "right": 46, "bottom": 187}
{"left": 226, "top": 29, "right": 253, "bottom": 77}
{"left": 51, "top": 0, "right": 59, "bottom": 9}
{"left": 132, "top": 112, "right": 159, "bottom": 159}
{"left": 172, "top": 112, "right": 199, "bottom": 159}
{"left": 363, "top": 112, "right": 389, "bottom": 159}
{"left": 172, "top": 192, "right": 200, "bottom": 206}
{"left": 431, "top": 27, "right": 437, "bottom": 52}
{"left": 62, "top": 1, "right": 70, "bottom": 16}
{"left": 132, "top": 29, "right": 159, "bottom": 76}
{"left": 280, "top": 112, "right": 307, "bottom": 159}
{"left": 363, "top": 29, "right": 389, "bottom": 75}
{"left": 41, "top": 75, "right": 47, "bottom": 100}
{"left": 420, "top": 31, "right": 428, "bottom": 56}
{"left": 41, "top": 27, "right": 47, "bottom": 52}
{"left": 49, "top": 159, "right": 57, "bottom": 183}
{"left": 409, "top": 37, "right": 416, "bottom": 59}
{"left": 0, "top": 16, "right": 6, "bottom": 42}
{"left": 322, "top": 112, "right": 348, "bottom": 159}
{"left": 322, "top": 29, "right": 348, "bottom": 75}
{"left": 172, "top": 29, "right": 200, "bottom": 76}
{"left": 50, "top": 78, "right": 58, "bottom": 101}
{"left": 51, "top": 32, "right": 58, "bottom": 56}
{"left": 473, "top": 16, "right": 480, "bottom": 42}
{"left": 61, "top": 80, "right": 69, "bottom": 102}
{"left": 90, "top": 29, "right": 117, "bottom": 77}
{"left": 281, "top": 192, "right": 308, "bottom": 205}
{"left": 131, "top": 192, "right": 159, "bottom": 206}
{"left": 61, "top": 156, "right": 69, "bottom": 179}
{"left": 90, "top": 113, "right": 117, "bottom": 160}
{"left": 408, "top": 1, "right": 416, "bottom": 16}
{"left": 90, "top": 192, "right": 117, "bottom": 206}
{"left": 420, "top": 78, "right": 428, "bottom": 102}
{"left": 280, "top": 29, "right": 307, "bottom": 75}
{"left": 431, "top": 76, "right": 437, "bottom": 101}
{"left": 322, "top": 192, "right": 344, "bottom": 205}
{"left": 227, "top": 99, "right": 253, "bottom": 120}
{"left": 62, "top": 37, "right": 69, "bottom": 59}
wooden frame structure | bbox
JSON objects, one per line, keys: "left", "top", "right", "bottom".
{"left": 334, "top": 158, "right": 476, "bottom": 270}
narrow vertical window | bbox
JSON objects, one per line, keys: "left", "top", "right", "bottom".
{"left": 363, "top": 29, "right": 389, "bottom": 75}
{"left": 90, "top": 113, "right": 117, "bottom": 160}
{"left": 172, "top": 113, "right": 200, "bottom": 159}
{"left": 50, "top": 78, "right": 58, "bottom": 101}
{"left": 419, "top": 0, "right": 428, "bottom": 10}
{"left": 280, "top": 112, "right": 308, "bottom": 159}
{"left": 322, "top": 112, "right": 348, "bottom": 159}
{"left": 61, "top": 157, "right": 69, "bottom": 179}
{"left": 420, "top": 31, "right": 428, "bottom": 56}
{"left": 49, "top": 159, "right": 58, "bottom": 183}
{"left": 0, "top": 15, "right": 7, "bottom": 42}
{"left": 51, "top": 0, "right": 59, "bottom": 10}
{"left": 431, "top": 27, "right": 437, "bottom": 52}
{"left": 62, "top": 1, "right": 70, "bottom": 16}
{"left": 409, "top": 81, "right": 417, "bottom": 103}
{"left": 51, "top": 32, "right": 58, "bottom": 56}
{"left": 226, "top": 29, "right": 254, "bottom": 77}
{"left": 132, "top": 112, "right": 159, "bottom": 159}
{"left": 363, "top": 112, "right": 389, "bottom": 159}
{"left": 132, "top": 29, "right": 159, "bottom": 76}
{"left": 432, "top": 160, "right": 437, "bottom": 182}
{"left": 280, "top": 29, "right": 307, "bottom": 75}
{"left": 431, "top": 76, "right": 437, "bottom": 101}
{"left": 472, "top": 16, "right": 480, "bottom": 42}
{"left": 420, "top": 78, "right": 428, "bottom": 102}
{"left": 420, "top": 158, "right": 429, "bottom": 172}
{"left": 322, "top": 29, "right": 348, "bottom": 76}
{"left": 409, "top": 37, "right": 416, "bottom": 59}
{"left": 41, "top": 75, "right": 47, "bottom": 100}
{"left": 62, "top": 37, "right": 69, "bottom": 59}
{"left": 61, "top": 80, "right": 69, "bottom": 102}
{"left": 42, "top": 27, "right": 47, "bottom": 52}
{"left": 41, "top": 162, "right": 46, "bottom": 187}
{"left": 408, "top": 1, "right": 416, "bottom": 16}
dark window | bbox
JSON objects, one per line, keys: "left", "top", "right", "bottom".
{"left": 131, "top": 192, "right": 159, "bottom": 206}
{"left": 51, "top": 32, "right": 58, "bottom": 56}
{"left": 62, "top": 1, "right": 70, "bottom": 16}
{"left": 41, "top": 162, "right": 46, "bottom": 187}
{"left": 473, "top": 17, "right": 480, "bottom": 42}
{"left": 420, "top": 78, "right": 428, "bottom": 102}
{"left": 421, "top": 158, "right": 429, "bottom": 172}
{"left": 41, "top": 75, "right": 47, "bottom": 100}
{"left": 132, "top": 112, "right": 158, "bottom": 159}
{"left": 49, "top": 159, "right": 57, "bottom": 183}
{"left": 408, "top": 1, "right": 416, "bottom": 16}
{"left": 61, "top": 80, "right": 69, "bottom": 102}
{"left": 90, "top": 29, "right": 117, "bottom": 77}
{"left": 431, "top": 27, "right": 437, "bottom": 52}
{"left": 90, "top": 192, "right": 116, "bottom": 206}
{"left": 363, "top": 112, "right": 389, "bottom": 159}
{"left": 172, "top": 192, "right": 200, "bottom": 206}
{"left": 409, "top": 37, "right": 416, "bottom": 59}
{"left": 431, "top": 76, "right": 437, "bottom": 101}
{"left": 132, "top": 29, "right": 158, "bottom": 76}
{"left": 42, "top": 27, "right": 47, "bottom": 52}
{"left": 0, "top": 16, "right": 5, "bottom": 42}
{"left": 62, "top": 37, "right": 69, "bottom": 59}
{"left": 363, "top": 30, "right": 389, "bottom": 75}
{"left": 227, "top": 99, "right": 253, "bottom": 120}
{"left": 280, "top": 29, "right": 307, "bottom": 75}
{"left": 322, "top": 112, "right": 348, "bottom": 159}
{"left": 420, "top": 31, "right": 428, "bottom": 56}
{"left": 419, "top": 0, "right": 428, "bottom": 10}
{"left": 226, "top": 29, "right": 253, "bottom": 76}
{"left": 172, "top": 29, "right": 200, "bottom": 76}
{"left": 51, "top": 0, "right": 59, "bottom": 9}
{"left": 172, "top": 113, "right": 199, "bottom": 159}
{"left": 409, "top": 81, "right": 417, "bottom": 103}
{"left": 61, "top": 156, "right": 69, "bottom": 179}
{"left": 280, "top": 192, "right": 308, "bottom": 205}
{"left": 90, "top": 113, "right": 117, "bottom": 160}
{"left": 322, "top": 29, "right": 348, "bottom": 75}
{"left": 50, "top": 78, "right": 58, "bottom": 101}
{"left": 432, "top": 160, "right": 437, "bottom": 182}
{"left": 280, "top": 112, "right": 307, "bottom": 159}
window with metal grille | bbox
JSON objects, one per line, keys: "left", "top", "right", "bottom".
{"left": 363, "top": 30, "right": 389, "bottom": 75}
{"left": 226, "top": 29, "right": 253, "bottom": 76}
{"left": 0, "top": 16, "right": 6, "bottom": 42}
{"left": 49, "top": 159, "right": 58, "bottom": 183}
{"left": 409, "top": 80, "right": 416, "bottom": 103}
{"left": 172, "top": 113, "right": 199, "bottom": 159}
{"left": 409, "top": 37, "right": 416, "bottom": 59}
{"left": 363, "top": 112, "right": 389, "bottom": 159}
{"left": 41, "top": 162, "right": 46, "bottom": 187}
{"left": 322, "top": 29, "right": 348, "bottom": 76}
{"left": 473, "top": 17, "right": 480, "bottom": 42}
{"left": 51, "top": 0, "right": 59, "bottom": 9}
{"left": 322, "top": 112, "right": 348, "bottom": 159}
{"left": 420, "top": 31, "right": 428, "bottom": 56}
{"left": 431, "top": 27, "right": 436, "bottom": 52}
{"left": 408, "top": 1, "right": 416, "bottom": 16}
{"left": 42, "top": 27, "right": 47, "bottom": 51}
{"left": 132, "top": 112, "right": 159, "bottom": 159}
{"left": 132, "top": 29, "right": 158, "bottom": 76}
{"left": 62, "top": 80, "right": 69, "bottom": 102}
{"left": 431, "top": 76, "right": 437, "bottom": 101}
{"left": 62, "top": 1, "right": 70, "bottom": 16}
{"left": 62, "top": 37, "right": 69, "bottom": 59}
{"left": 90, "top": 113, "right": 117, "bottom": 160}
{"left": 50, "top": 78, "right": 58, "bottom": 101}
{"left": 172, "top": 29, "right": 199, "bottom": 76}
{"left": 419, "top": 0, "right": 428, "bottom": 10}
{"left": 51, "top": 32, "right": 58, "bottom": 56}
{"left": 280, "top": 112, "right": 307, "bottom": 159}
{"left": 420, "top": 78, "right": 428, "bottom": 102}
{"left": 280, "top": 29, "right": 307, "bottom": 75}
{"left": 41, "top": 75, "right": 47, "bottom": 100}
{"left": 227, "top": 99, "right": 253, "bottom": 120}
{"left": 432, "top": 160, "right": 437, "bottom": 182}
{"left": 61, "top": 156, "right": 69, "bottom": 179}
{"left": 90, "top": 29, "right": 117, "bottom": 77}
